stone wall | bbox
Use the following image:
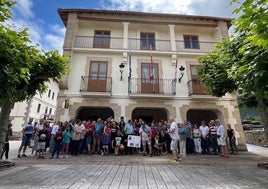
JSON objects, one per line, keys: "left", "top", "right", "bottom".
{"left": 244, "top": 131, "right": 267, "bottom": 146}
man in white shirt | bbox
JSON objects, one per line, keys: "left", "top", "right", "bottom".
{"left": 199, "top": 120, "right": 210, "bottom": 154}
{"left": 168, "top": 117, "right": 179, "bottom": 163}
{"left": 49, "top": 121, "right": 60, "bottom": 153}
{"left": 216, "top": 119, "right": 229, "bottom": 158}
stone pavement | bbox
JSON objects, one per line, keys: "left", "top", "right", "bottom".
{"left": 0, "top": 141, "right": 267, "bottom": 189}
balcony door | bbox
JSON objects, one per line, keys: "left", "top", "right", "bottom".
{"left": 93, "top": 31, "right": 110, "bottom": 48}
{"left": 88, "top": 61, "right": 107, "bottom": 92}
{"left": 190, "top": 65, "right": 208, "bottom": 95}
{"left": 141, "top": 63, "right": 159, "bottom": 94}
{"left": 140, "top": 32, "right": 155, "bottom": 50}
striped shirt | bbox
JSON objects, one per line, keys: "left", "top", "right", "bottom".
{"left": 209, "top": 126, "right": 217, "bottom": 135}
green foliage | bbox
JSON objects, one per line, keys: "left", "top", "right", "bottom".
{"left": 0, "top": 26, "right": 70, "bottom": 102}
{"left": 0, "top": 0, "right": 15, "bottom": 22}
{"left": 198, "top": 0, "right": 268, "bottom": 109}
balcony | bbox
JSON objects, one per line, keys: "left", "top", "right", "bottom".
{"left": 80, "top": 76, "right": 112, "bottom": 94}
{"left": 176, "top": 40, "right": 216, "bottom": 53}
{"left": 74, "top": 36, "right": 123, "bottom": 49}
{"left": 128, "top": 78, "right": 176, "bottom": 96}
{"left": 74, "top": 36, "right": 216, "bottom": 53}
{"left": 187, "top": 79, "right": 210, "bottom": 96}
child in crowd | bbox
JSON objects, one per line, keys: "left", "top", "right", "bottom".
{"left": 61, "top": 125, "right": 73, "bottom": 158}
{"left": 50, "top": 130, "right": 63, "bottom": 159}
{"left": 101, "top": 127, "right": 111, "bottom": 155}
{"left": 37, "top": 127, "right": 48, "bottom": 159}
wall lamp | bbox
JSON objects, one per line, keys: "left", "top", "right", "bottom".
{"left": 178, "top": 65, "right": 185, "bottom": 83}
{"left": 119, "top": 63, "right": 125, "bottom": 81}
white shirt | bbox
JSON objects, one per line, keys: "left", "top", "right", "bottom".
{"left": 51, "top": 124, "right": 59, "bottom": 135}
{"left": 169, "top": 122, "right": 179, "bottom": 140}
{"left": 199, "top": 125, "right": 209, "bottom": 138}
{"left": 217, "top": 125, "right": 226, "bottom": 138}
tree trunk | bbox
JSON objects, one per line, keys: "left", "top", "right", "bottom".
{"left": 0, "top": 100, "right": 12, "bottom": 151}
{"left": 257, "top": 96, "right": 268, "bottom": 145}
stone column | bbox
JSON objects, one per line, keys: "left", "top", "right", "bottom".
{"left": 122, "top": 22, "right": 129, "bottom": 63}
{"left": 216, "top": 20, "right": 229, "bottom": 40}
{"left": 169, "top": 24, "right": 177, "bottom": 65}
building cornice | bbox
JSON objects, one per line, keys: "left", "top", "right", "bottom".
{"left": 57, "top": 9, "right": 232, "bottom": 28}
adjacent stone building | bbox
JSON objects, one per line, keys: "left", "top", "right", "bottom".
{"left": 56, "top": 9, "right": 246, "bottom": 149}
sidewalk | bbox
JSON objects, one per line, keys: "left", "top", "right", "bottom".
{"left": 0, "top": 141, "right": 267, "bottom": 189}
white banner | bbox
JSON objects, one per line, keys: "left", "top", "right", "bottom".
{"left": 127, "top": 135, "right": 141, "bottom": 148}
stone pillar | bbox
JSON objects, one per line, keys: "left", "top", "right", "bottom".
{"left": 122, "top": 22, "right": 129, "bottom": 63}
{"left": 169, "top": 24, "right": 177, "bottom": 65}
{"left": 59, "top": 13, "right": 78, "bottom": 90}
{"left": 216, "top": 20, "right": 229, "bottom": 40}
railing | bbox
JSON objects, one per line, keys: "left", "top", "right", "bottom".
{"left": 74, "top": 36, "right": 123, "bottom": 49}
{"left": 187, "top": 79, "right": 210, "bottom": 95}
{"left": 74, "top": 36, "right": 217, "bottom": 53}
{"left": 80, "top": 76, "right": 112, "bottom": 93}
{"left": 176, "top": 40, "right": 217, "bottom": 53}
{"left": 128, "top": 38, "right": 171, "bottom": 51}
{"left": 128, "top": 78, "right": 176, "bottom": 95}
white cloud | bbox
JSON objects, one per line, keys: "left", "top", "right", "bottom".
{"left": 101, "top": 0, "right": 192, "bottom": 14}
{"left": 44, "top": 34, "right": 64, "bottom": 53}
{"left": 100, "top": 0, "right": 235, "bottom": 18}
{"left": 14, "top": 0, "right": 34, "bottom": 18}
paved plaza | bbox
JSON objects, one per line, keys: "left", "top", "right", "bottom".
{"left": 0, "top": 141, "right": 267, "bottom": 189}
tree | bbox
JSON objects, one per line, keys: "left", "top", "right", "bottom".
{"left": 198, "top": 0, "right": 268, "bottom": 143}
{"left": 0, "top": 1, "right": 69, "bottom": 153}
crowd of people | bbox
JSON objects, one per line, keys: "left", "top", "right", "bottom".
{"left": 12, "top": 116, "right": 239, "bottom": 163}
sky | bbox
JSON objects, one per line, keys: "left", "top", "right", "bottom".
{"left": 9, "top": 0, "right": 238, "bottom": 53}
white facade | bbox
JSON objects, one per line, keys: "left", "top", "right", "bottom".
{"left": 10, "top": 80, "right": 59, "bottom": 133}
{"left": 56, "top": 9, "right": 246, "bottom": 149}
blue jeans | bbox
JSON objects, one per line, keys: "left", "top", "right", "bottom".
{"left": 201, "top": 137, "right": 210, "bottom": 154}
{"left": 51, "top": 143, "right": 62, "bottom": 158}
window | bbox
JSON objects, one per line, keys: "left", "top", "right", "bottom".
{"left": 48, "top": 90, "right": 51, "bottom": 97}
{"left": 45, "top": 106, "right": 48, "bottom": 114}
{"left": 141, "top": 63, "right": 158, "bottom": 83}
{"left": 49, "top": 108, "right": 52, "bottom": 115}
{"left": 183, "top": 35, "right": 199, "bottom": 49}
{"left": 90, "top": 61, "right": 107, "bottom": 79}
{"left": 52, "top": 92, "right": 55, "bottom": 100}
{"left": 93, "top": 30, "right": 110, "bottom": 48}
{"left": 37, "top": 104, "right": 41, "bottom": 113}
{"left": 87, "top": 61, "right": 108, "bottom": 92}
{"left": 140, "top": 32, "right": 155, "bottom": 50}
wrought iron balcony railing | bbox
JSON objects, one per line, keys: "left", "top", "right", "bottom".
{"left": 128, "top": 78, "right": 176, "bottom": 95}
{"left": 80, "top": 76, "right": 112, "bottom": 93}
{"left": 187, "top": 79, "right": 210, "bottom": 95}
{"left": 74, "top": 36, "right": 217, "bottom": 53}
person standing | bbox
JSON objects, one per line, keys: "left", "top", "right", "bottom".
{"left": 192, "top": 124, "right": 202, "bottom": 155}
{"left": 168, "top": 117, "right": 179, "bottom": 163}
{"left": 71, "top": 120, "right": 82, "bottom": 156}
{"left": 93, "top": 118, "right": 103, "bottom": 154}
{"left": 1, "top": 123, "right": 12, "bottom": 160}
{"left": 199, "top": 120, "right": 210, "bottom": 155}
{"left": 17, "top": 117, "right": 34, "bottom": 158}
{"left": 209, "top": 120, "right": 219, "bottom": 155}
{"left": 227, "top": 124, "right": 238, "bottom": 155}
{"left": 178, "top": 123, "right": 187, "bottom": 161}
{"left": 85, "top": 120, "right": 95, "bottom": 154}
{"left": 61, "top": 124, "right": 73, "bottom": 158}
{"left": 124, "top": 119, "right": 134, "bottom": 155}
{"left": 139, "top": 121, "right": 152, "bottom": 156}
{"left": 216, "top": 119, "right": 229, "bottom": 158}
{"left": 50, "top": 121, "right": 60, "bottom": 153}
